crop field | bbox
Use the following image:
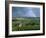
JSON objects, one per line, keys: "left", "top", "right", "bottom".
{"left": 12, "top": 17, "right": 40, "bottom": 31}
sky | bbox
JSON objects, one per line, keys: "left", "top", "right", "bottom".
{"left": 12, "top": 7, "right": 40, "bottom": 17}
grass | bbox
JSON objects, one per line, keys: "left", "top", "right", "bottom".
{"left": 12, "top": 17, "right": 40, "bottom": 31}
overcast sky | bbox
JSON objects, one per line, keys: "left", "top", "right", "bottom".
{"left": 12, "top": 7, "right": 40, "bottom": 17}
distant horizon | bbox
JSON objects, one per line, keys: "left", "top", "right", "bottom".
{"left": 12, "top": 17, "right": 38, "bottom": 18}
{"left": 12, "top": 7, "right": 40, "bottom": 17}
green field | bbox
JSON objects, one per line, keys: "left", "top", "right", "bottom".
{"left": 12, "top": 17, "right": 40, "bottom": 31}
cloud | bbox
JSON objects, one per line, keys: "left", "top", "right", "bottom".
{"left": 12, "top": 7, "right": 40, "bottom": 17}
{"left": 23, "top": 9, "right": 36, "bottom": 17}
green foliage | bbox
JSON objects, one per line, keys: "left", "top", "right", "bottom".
{"left": 12, "top": 17, "right": 40, "bottom": 31}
